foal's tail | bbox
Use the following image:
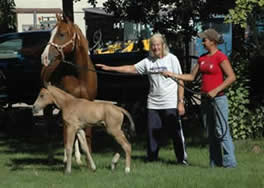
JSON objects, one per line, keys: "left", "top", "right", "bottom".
{"left": 118, "top": 107, "right": 136, "bottom": 134}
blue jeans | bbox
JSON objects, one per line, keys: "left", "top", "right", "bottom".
{"left": 201, "top": 95, "right": 237, "bottom": 168}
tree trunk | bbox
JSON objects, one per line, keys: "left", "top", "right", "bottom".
{"left": 62, "top": 0, "right": 74, "bottom": 21}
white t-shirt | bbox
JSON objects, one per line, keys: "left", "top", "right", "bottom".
{"left": 135, "top": 53, "right": 182, "bottom": 109}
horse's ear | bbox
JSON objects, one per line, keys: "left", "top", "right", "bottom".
{"left": 56, "top": 13, "right": 62, "bottom": 22}
{"left": 43, "top": 81, "right": 51, "bottom": 88}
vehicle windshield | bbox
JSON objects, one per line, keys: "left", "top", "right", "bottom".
{"left": 0, "top": 39, "right": 22, "bottom": 59}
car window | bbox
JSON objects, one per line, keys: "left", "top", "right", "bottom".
{"left": 0, "top": 38, "right": 22, "bottom": 59}
{"left": 21, "top": 34, "right": 49, "bottom": 58}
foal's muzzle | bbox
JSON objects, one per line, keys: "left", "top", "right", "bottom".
{"left": 32, "top": 105, "right": 39, "bottom": 114}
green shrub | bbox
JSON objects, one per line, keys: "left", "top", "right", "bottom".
{"left": 227, "top": 54, "right": 264, "bottom": 139}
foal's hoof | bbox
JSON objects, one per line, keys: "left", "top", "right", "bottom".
{"left": 111, "top": 153, "right": 120, "bottom": 171}
{"left": 90, "top": 165, "right": 96, "bottom": 172}
{"left": 76, "top": 159, "right": 83, "bottom": 166}
{"left": 91, "top": 167, "right": 96, "bottom": 172}
{"left": 125, "top": 167, "right": 130, "bottom": 174}
{"left": 64, "top": 170, "right": 71, "bottom": 175}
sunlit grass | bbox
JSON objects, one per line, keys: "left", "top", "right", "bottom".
{"left": 0, "top": 133, "right": 263, "bottom": 188}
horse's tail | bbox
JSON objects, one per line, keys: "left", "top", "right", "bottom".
{"left": 117, "top": 107, "right": 136, "bottom": 135}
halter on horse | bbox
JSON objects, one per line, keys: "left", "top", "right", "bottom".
{"left": 40, "top": 14, "right": 97, "bottom": 161}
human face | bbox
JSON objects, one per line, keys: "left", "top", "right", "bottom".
{"left": 151, "top": 38, "right": 163, "bottom": 58}
{"left": 202, "top": 38, "right": 215, "bottom": 51}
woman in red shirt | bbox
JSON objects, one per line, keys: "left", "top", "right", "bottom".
{"left": 162, "top": 28, "right": 237, "bottom": 168}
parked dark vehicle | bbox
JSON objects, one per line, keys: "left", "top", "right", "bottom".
{"left": 0, "top": 30, "right": 51, "bottom": 105}
{"left": 0, "top": 30, "right": 149, "bottom": 106}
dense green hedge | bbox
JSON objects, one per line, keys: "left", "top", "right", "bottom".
{"left": 227, "top": 54, "right": 264, "bottom": 139}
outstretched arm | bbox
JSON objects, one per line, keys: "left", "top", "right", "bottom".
{"left": 96, "top": 64, "right": 138, "bottom": 74}
{"left": 162, "top": 64, "right": 199, "bottom": 81}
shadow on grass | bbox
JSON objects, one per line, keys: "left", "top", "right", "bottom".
{"left": 131, "top": 154, "right": 208, "bottom": 169}
{"left": 7, "top": 157, "right": 64, "bottom": 172}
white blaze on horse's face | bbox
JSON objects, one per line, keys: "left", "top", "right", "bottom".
{"left": 41, "top": 26, "right": 59, "bottom": 66}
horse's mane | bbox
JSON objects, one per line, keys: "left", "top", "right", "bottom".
{"left": 47, "top": 85, "right": 75, "bottom": 108}
{"left": 73, "top": 24, "right": 89, "bottom": 53}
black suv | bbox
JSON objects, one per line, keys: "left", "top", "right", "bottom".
{"left": 0, "top": 30, "right": 51, "bottom": 105}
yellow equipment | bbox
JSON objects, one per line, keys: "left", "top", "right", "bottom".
{"left": 142, "top": 39, "right": 150, "bottom": 51}
{"left": 121, "top": 41, "right": 134, "bottom": 53}
{"left": 94, "top": 38, "right": 150, "bottom": 54}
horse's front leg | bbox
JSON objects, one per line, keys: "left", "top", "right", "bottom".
{"left": 63, "top": 128, "right": 82, "bottom": 165}
{"left": 76, "top": 129, "right": 96, "bottom": 171}
{"left": 64, "top": 124, "right": 77, "bottom": 174}
{"left": 74, "top": 139, "right": 82, "bottom": 165}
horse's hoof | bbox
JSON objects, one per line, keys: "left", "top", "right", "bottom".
{"left": 111, "top": 153, "right": 120, "bottom": 170}
{"left": 111, "top": 163, "right": 116, "bottom": 171}
{"left": 125, "top": 167, "right": 130, "bottom": 174}
{"left": 76, "top": 159, "right": 83, "bottom": 166}
{"left": 64, "top": 170, "right": 71, "bottom": 175}
{"left": 91, "top": 165, "right": 96, "bottom": 172}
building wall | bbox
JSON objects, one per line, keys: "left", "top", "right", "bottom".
{"left": 14, "top": 0, "right": 105, "bottom": 37}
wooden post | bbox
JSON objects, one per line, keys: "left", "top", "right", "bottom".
{"left": 62, "top": 0, "right": 74, "bottom": 21}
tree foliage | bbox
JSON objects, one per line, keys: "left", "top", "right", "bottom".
{"left": 225, "top": 0, "right": 264, "bottom": 28}
{"left": 225, "top": 0, "right": 264, "bottom": 139}
{"left": 0, "top": 0, "right": 16, "bottom": 34}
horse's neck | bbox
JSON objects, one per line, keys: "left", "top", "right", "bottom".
{"left": 75, "top": 46, "right": 92, "bottom": 67}
{"left": 74, "top": 28, "right": 93, "bottom": 69}
{"left": 49, "top": 86, "right": 75, "bottom": 109}
{"left": 41, "top": 57, "right": 61, "bottom": 83}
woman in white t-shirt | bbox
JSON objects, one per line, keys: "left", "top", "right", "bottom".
{"left": 96, "top": 33, "right": 188, "bottom": 165}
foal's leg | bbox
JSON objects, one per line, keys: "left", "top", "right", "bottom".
{"left": 74, "top": 139, "right": 82, "bottom": 165}
{"left": 111, "top": 153, "right": 120, "bottom": 171}
{"left": 76, "top": 129, "right": 96, "bottom": 171}
{"left": 107, "top": 127, "right": 132, "bottom": 173}
{"left": 64, "top": 125, "right": 77, "bottom": 174}
{"left": 63, "top": 138, "right": 82, "bottom": 165}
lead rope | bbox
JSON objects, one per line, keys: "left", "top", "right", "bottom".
{"left": 169, "top": 77, "right": 228, "bottom": 140}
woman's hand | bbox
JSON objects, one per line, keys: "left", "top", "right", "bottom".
{"left": 161, "top": 71, "right": 175, "bottom": 78}
{"left": 95, "top": 64, "right": 111, "bottom": 71}
{"left": 208, "top": 89, "right": 219, "bottom": 98}
{"left": 178, "top": 103, "right": 185, "bottom": 116}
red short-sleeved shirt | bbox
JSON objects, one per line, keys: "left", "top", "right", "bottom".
{"left": 198, "top": 50, "right": 228, "bottom": 93}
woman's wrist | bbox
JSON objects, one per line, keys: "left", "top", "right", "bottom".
{"left": 178, "top": 98, "right": 184, "bottom": 104}
{"left": 174, "top": 74, "right": 179, "bottom": 79}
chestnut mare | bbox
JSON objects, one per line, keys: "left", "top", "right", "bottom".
{"left": 40, "top": 14, "right": 97, "bottom": 163}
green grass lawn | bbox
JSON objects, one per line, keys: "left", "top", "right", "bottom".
{"left": 0, "top": 132, "right": 263, "bottom": 188}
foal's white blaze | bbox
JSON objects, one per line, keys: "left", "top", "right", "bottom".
{"left": 41, "top": 26, "right": 58, "bottom": 66}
